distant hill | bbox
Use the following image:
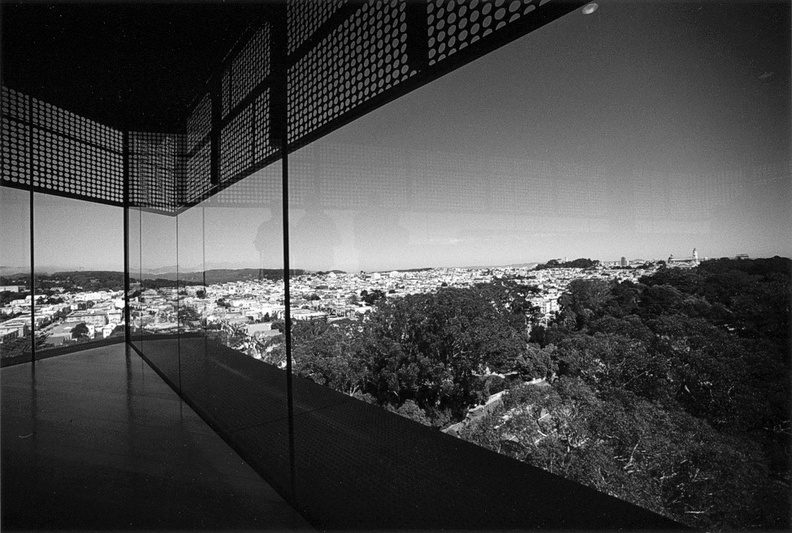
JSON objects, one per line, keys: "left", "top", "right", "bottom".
{"left": 535, "top": 258, "right": 598, "bottom": 270}
{"left": 2, "top": 268, "right": 310, "bottom": 291}
{"left": 462, "top": 263, "right": 539, "bottom": 270}
{"left": 142, "top": 268, "right": 307, "bottom": 284}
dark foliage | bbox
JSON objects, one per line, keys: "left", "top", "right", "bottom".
{"left": 464, "top": 259, "right": 791, "bottom": 531}
{"left": 536, "top": 257, "right": 599, "bottom": 270}
{"left": 283, "top": 260, "right": 790, "bottom": 530}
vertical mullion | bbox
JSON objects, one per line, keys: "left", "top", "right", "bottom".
{"left": 176, "top": 212, "right": 181, "bottom": 392}
{"left": 270, "top": 2, "right": 295, "bottom": 499}
{"left": 28, "top": 96, "right": 35, "bottom": 363}
{"left": 123, "top": 131, "right": 130, "bottom": 346}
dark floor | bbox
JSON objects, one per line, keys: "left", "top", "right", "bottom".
{"left": 1, "top": 343, "right": 313, "bottom": 531}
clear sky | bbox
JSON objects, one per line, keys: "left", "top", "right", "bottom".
{"left": 2, "top": 1, "right": 790, "bottom": 273}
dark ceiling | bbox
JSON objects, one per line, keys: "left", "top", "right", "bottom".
{"left": 1, "top": 2, "right": 264, "bottom": 132}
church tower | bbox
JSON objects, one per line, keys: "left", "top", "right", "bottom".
{"left": 693, "top": 248, "right": 699, "bottom": 263}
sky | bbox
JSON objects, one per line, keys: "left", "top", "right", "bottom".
{"left": 1, "top": 1, "right": 790, "bottom": 273}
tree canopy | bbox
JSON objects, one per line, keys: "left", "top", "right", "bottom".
{"left": 71, "top": 322, "right": 90, "bottom": 339}
{"left": 279, "top": 259, "right": 790, "bottom": 530}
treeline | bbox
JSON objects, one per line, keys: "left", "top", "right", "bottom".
{"left": 1, "top": 271, "right": 125, "bottom": 293}
{"left": 465, "top": 258, "right": 790, "bottom": 530}
{"left": 146, "top": 268, "right": 307, "bottom": 284}
{"left": 2, "top": 268, "right": 312, "bottom": 294}
{"left": 276, "top": 258, "right": 790, "bottom": 531}
{"left": 264, "top": 279, "right": 542, "bottom": 422}
{"left": 535, "top": 257, "right": 599, "bottom": 270}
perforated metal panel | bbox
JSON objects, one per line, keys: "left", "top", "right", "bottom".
{"left": 129, "top": 132, "right": 181, "bottom": 213}
{"left": 2, "top": 86, "right": 124, "bottom": 205}
{"left": 1, "top": 86, "right": 28, "bottom": 122}
{"left": 288, "top": 1, "right": 416, "bottom": 143}
{"left": 427, "top": 0, "right": 549, "bottom": 64}
{"left": 230, "top": 24, "right": 271, "bottom": 112}
{"left": 186, "top": 0, "right": 585, "bottom": 210}
{"left": 186, "top": 95, "right": 211, "bottom": 154}
{"left": 287, "top": 0, "right": 347, "bottom": 55}
{"left": 2, "top": 0, "right": 585, "bottom": 211}
{"left": 1, "top": 87, "right": 30, "bottom": 187}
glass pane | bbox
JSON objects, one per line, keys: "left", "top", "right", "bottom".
{"left": 176, "top": 205, "right": 204, "bottom": 337}
{"left": 32, "top": 193, "right": 123, "bottom": 357}
{"left": 0, "top": 187, "right": 32, "bottom": 363}
{"left": 139, "top": 208, "right": 179, "bottom": 385}
{"left": 177, "top": 161, "right": 292, "bottom": 496}
{"left": 283, "top": 1, "right": 791, "bottom": 528}
{"left": 128, "top": 206, "right": 142, "bottom": 351}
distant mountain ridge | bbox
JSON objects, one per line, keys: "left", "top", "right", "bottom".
{"left": 1, "top": 268, "right": 306, "bottom": 287}
{"left": 147, "top": 269, "right": 306, "bottom": 284}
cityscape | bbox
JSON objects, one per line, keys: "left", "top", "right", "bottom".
{"left": 0, "top": 249, "right": 711, "bottom": 351}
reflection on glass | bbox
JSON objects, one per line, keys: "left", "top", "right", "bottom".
{"left": 0, "top": 187, "right": 32, "bottom": 362}
{"left": 198, "top": 166, "right": 285, "bottom": 363}
{"left": 279, "top": 2, "right": 789, "bottom": 530}
{"left": 137, "top": 208, "right": 179, "bottom": 382}
{"left": 54, "top": 0, "right": 786, "bottom": 529}
{"left": 139, "top": 210, "right": 178, "bottom": 336}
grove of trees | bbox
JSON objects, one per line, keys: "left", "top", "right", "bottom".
{"left": 263, "top": 258, "right": 789, "bottom": 530}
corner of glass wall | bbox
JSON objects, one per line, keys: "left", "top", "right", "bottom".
{"left": 136, "top": 206, "right": 178, "bottom": 379}
{"left": 176, "top": 160, "right": 292, "bottom": 495}
{"left": 126, "top": 151, "right": 293, "bottom": 496}
{"left": 0, "top": 186, "right": 32, "bottom": 365}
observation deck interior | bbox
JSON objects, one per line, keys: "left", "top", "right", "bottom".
{"left": 0, "top": 0, "right": 726, "bottom": 529}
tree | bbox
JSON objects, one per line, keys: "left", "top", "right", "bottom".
{"left": 71, "top": 322, "right": 90, "bottom": 339}
{"left": 394, "top": 399, "right": 431, "bottom": 426}
{"left": 362, "top": 289, "right": 386, "bottom": 306}
{"left": 457, "top": 258, "right": 791, "bottom": 530}
{"left": 291, "top": 320, "right": 368, "bottom": 395}
{"left": 357, "top": 286, "right": 533, "bottom": 420}
{"left": 558, "top": 279, "right": 612, "bottom": 329}
{"left": 178, "top": 306, "right": 201, "bottom": 323}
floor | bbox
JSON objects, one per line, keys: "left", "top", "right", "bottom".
{"left": 1, "top": 343, "right": 313, "bottom": 531}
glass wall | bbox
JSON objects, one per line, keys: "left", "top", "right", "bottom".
{"left": 0, "top": 187, "right": 31, "bottom": 363}
{"left": 0, "top": 188, "right": 124, "bottom": 364}
{"left": 126, "top": 161, "right": 292, "bottom": 495}
{"left": 125, "top": 2, "right": 790, "bottom": 530}
{"left": 127, "top": 205, "right": 141, "bottom": 349}
{"left": 136, "top": 209, "right": 178, "bottom": 377}
{"left": 180, "top": 163, "right": 292, "bottom": 495}
{"left": 33, "top": 194, "right": 124, "bottom": 354}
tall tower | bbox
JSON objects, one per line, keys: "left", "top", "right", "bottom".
{"left": 693, "top": 248, "right": 699, "bottom": 263}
